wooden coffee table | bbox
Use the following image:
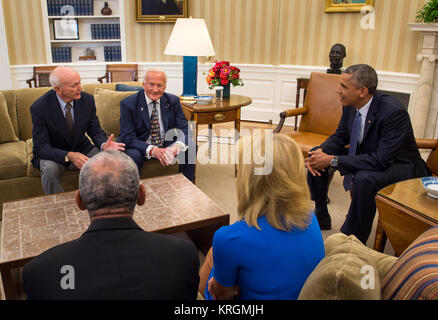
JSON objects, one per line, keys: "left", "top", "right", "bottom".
{"left": 0, "top": 174, "right": 229, "bottom": 299}
{"left": 374, "top": 177, "right": 438, "bottom": 256}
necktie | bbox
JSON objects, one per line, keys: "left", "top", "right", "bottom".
{"left": 343, "top": 111, "right": 362, "bottom": 191}
{"left": 65, "top": 103, "right": 73, "bottom": 132}
{"left": 150, "top": 101, "right": 163, "bottom": 146}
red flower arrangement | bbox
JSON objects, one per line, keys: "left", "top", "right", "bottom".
{"left": 206, "top": 61, "right": 244, "bottom": 89}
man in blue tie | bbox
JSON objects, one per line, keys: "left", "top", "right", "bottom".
{"left": 305, "top": 64, "right": 429, "bottom": 244}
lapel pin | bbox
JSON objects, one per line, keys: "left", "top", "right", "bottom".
{"left": 141, "top": 107, "right": 144, "bottom": 111}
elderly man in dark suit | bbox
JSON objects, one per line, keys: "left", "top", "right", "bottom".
{"left": 119, "top": 69, "right": 195, "bottom": 181}
{"left": 305, "top": 64, "right": 430, "bottom": 244}
{"left": 23, "top": 150, "right": 200, "bottom": 300}
{"left": 30, "top": 66, "right": 124, "bottom": 194}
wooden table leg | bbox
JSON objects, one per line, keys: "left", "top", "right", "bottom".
{"left": 0, "top": 267, "right": 17, "bottom": 300}
{"left": 186, "top": 217, "right": 230, "bottom": 256}
{"left": 208, "top": 124, "right": 213, "bottom": 159}
{"left": 373, "top": 218, "right": 387, "bottom": 253}
{"left": 234, "top": 111, "right": 241, "bottom": 177}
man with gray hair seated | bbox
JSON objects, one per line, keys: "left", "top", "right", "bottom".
{"left": 30, "top": 66, "right": 125, "bottom": 195}
{"left": 23, "top": 151, "right": 200, "bottom": 299}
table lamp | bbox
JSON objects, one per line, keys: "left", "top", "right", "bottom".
{"left": 164, "top": 18, "right": 215, "bottom": 99}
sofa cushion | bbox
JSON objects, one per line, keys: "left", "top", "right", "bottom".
{"left": 298, "top": 233, "right": 397, "bottom": 300}
{"left": 325, "top": 233, "right": 397, "bottom": 280}
{"left": 381, "top": 226, "right": 438, "bottom": 300}
{"left": 82, "top": 82, "right": 142, "bottom": 95}
{"left": 0, "top": 141, "right": 27, "bottom": 179}
{"left": 0, "top": 92, "right": 19, "bottom": 143}
{"left": 115, "top": 84, "right": 143, "bottom": 92}
{"left": 16, "top": 87, "right": 51, "bottom": 141}
{"left": 94, "top": 88, "right": 138, "bottom": 137}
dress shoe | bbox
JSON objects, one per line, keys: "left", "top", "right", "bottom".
{"left": 315, "top": 208, "right": 332, "bottom": 230}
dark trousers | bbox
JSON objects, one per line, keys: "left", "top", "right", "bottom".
{"left": 308, "top": 163, "right": 428, "bottom": 244}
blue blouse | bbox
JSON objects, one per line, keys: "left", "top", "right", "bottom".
{"left": 205, "top": 212, "right": 325, "bottom": 300}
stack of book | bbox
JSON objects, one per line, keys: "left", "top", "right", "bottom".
{"left": 91, "top": 24, "right": 120, "bottom": 40}
{"left": 52, "top": 47, "right": 72, "bottom": 62}
{"left": 47, "top": 0, "right": 94, "bottom": 16}
{"left": 104, "top": 46, "right": 122, "bottom": 62}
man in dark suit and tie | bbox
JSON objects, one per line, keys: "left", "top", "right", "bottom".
{"left": 23, "top": 150, "right": 200, "bottom": 299}
{"left": 119, "top": 69, "right": 195, "bottom": 181}
{"left": 30, "top": 66, "right": 125, "bottom": 194}
{"left": 305, "top": 64, "right": 430, "bottom": 244}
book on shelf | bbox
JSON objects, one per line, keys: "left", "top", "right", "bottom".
{"left": 51, "top": 46, "right": 72, "bottom": 63}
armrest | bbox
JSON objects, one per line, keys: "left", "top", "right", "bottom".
{"left": 97, "top": 73, "right": 109, "bottom": 83}
{"left": 26, "top": 77, "right": 36, "bottom": 88}
{"left": 274, "top": 107, "right": 308, "bottom": 133}
{"left": 416, "top": 139, "right": 438, "bottom": 150}
{"left": 282, "top": 107, "right": 308, "bottom": 118}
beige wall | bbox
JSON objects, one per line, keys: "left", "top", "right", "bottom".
{"left": 3, "top": 0, "right": 428, "bottom": 73}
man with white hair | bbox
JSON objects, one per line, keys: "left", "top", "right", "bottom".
{"left": 119, "top": 69, "right": 195, "bottom": 181}
{"left": 30, "top": 66, "right": 124, "bottom": 194}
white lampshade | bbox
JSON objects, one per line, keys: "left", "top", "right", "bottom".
{"left": 164, "top": 18, "right": 215, "bottom": 57}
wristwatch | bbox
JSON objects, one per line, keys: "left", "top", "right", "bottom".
{"left": 330, "top": 156, "right": 338, "bottom": 168}
{"left": 65, "top": 155, "right": 69, "bottom": 163}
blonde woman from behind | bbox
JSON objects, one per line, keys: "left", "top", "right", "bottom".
{"left": 199, "top": 133, "right": 325, "bottom": 300}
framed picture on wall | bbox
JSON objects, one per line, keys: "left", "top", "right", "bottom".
{"left": 136, "top": 0, "right": 188, "bottom": 23}
{"left": 325, "top": 0, "right": 374, "bottom": 13}
{"left": 53, "top": 19, "right": 79, "bottom": 40}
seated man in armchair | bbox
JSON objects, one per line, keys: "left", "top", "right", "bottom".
{"left": 305, "top": 64, "right": 430, "bottom": 244}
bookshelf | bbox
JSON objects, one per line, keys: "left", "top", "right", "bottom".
{"left": 41, "top": 0, "right": 125, "bottom": 64}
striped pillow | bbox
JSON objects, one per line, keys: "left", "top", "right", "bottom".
{"left": 381, "top": 226, "right": 438, "bottom": 300}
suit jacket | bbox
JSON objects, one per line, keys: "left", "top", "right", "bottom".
{"left": 320, "top": 92, "right": 429, "bottom": 178}
{"left": 118, "top": 90, "right": 188, "bottom": 157}
{"left": 30, "top": 89, "right": 107, "bottom": 169}
{"left": 23, "top": 217, "right": 200, "bottom": 300}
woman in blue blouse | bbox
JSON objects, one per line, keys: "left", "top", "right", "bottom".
{"left": 199, "top": 133, "right": 325, "bottom": 300}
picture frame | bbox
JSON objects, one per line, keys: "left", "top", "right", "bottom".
{"left": 53, "top": 18, "right": 79, "bottom": 40}
{"left": 325, "top": 0, "right": 375, "bottom": 13}
{"left": 136, "top": 0, "right": 188, "bottom": 23}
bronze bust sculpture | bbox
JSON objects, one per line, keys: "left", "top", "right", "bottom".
{"left": 327, "top": 43, "right": 346, "bottom": 74}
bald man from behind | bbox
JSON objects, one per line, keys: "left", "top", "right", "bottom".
{"left": 30, "top": 66, "right": 125, "bottom": 195}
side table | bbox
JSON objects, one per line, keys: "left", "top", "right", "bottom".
{"left": 181, "top": 95, "right": 252, "bottom": 176}
{"left": 374, "top": 177, "right": 438, "bottom": 256}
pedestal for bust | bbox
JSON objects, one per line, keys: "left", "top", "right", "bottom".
{"left": 409, "top": 23, "right": 438, "bottom": 138}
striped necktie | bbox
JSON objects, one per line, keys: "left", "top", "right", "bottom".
{"left": 150, "top": 101, "right": 163, "bottom": 146}
{"left": 65, "top": 103, "right": 73, "bottom": 132}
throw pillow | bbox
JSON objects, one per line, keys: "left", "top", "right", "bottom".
{"left": 298, "top": 233, "right": 387, "bottom": 300}
{"left": 381, "top": 226, "right": 438, "bottom": 300}
{"left": 0, "top": 92, "right": 19, "bottom": 143}
{"left": 94, "top": 88, "right": 138, "bottom": 137}
{"left": 115, "top": 84, "right": 143, "bottom": 92}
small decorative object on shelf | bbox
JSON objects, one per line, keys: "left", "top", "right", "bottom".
{"left": 101, "top": 1, "right": 112, "bottom": 16}
{"left": 79, "top": 48, "right": 96, "bottom": 61}
{"left": 206, "top": 61, "right": 244, "bottom": 98}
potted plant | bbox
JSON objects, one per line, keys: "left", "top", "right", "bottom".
{"left": 416, "top": 0, "right": 438, "bottom": 23}
{"left": 206, "top": 61, "right": 244, "bottom": 98}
